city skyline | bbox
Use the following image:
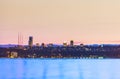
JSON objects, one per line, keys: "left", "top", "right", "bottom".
{"left": 1, "top": 0, "right": 120, "bottom": 44}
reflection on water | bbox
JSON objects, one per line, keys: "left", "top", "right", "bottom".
{"left": 0, "top": 59, "right": 120, "bottom": 79}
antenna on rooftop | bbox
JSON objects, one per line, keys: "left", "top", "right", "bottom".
{"left": 18, "top": 32, "right": 23, "bottom": 48}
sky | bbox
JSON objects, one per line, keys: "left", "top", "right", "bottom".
{"left": 0, "top": 0, "right": 120, "bottom": 45}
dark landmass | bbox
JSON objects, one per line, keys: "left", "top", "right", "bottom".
{"left": 0, "top": 44, "right": 120, "bottom": 58}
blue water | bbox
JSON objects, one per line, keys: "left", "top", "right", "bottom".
{"left": 0, "top": 59, "right": 120, "bottom": 79}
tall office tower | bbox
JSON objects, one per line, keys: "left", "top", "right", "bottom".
{"left": 70, "top": 40, "right": 74, "bottom": 46}
{"left": 28, "top": 36, "right": 33, "bottom": 47}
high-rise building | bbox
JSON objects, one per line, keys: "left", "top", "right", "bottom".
{"left": 36, "top": 43, "right": 40, "bottom": 47}
{"left": 70, "top": 40, "right": 74, "bottom": 46}
{"left": 41, "top": 43, "right": 45, "bottom": 47}
{"left": 28, "top": 36, "right": 33, "bottom": 47}
{"left": 63, "top": 41, "right": 67, "bottom": 46}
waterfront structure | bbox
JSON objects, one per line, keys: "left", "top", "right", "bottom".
{"left": 28, "top": 36, "right": 33, "bottom": 47}
{"left": 1, "top": 44, "right": 120, "bottom": 58}
{"left": 1, "top": 36, "right": 120, "bottom": 58}
{"left": 10, "top": 52, "right": 18, "bottom": 58}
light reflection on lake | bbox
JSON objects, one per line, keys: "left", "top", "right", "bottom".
{"left": 0, "top": 59, "right": 120, "bottom": 79}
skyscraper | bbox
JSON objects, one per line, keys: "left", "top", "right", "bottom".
{"left": 28, "top": 36, "right": 33, "bottom": 47}
{"left": 70, "top": 40, "right": 74, "bottom": 46}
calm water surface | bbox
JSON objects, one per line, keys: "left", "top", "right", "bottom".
{"left": 0, "top": 58, "right": 120, "bottom": 79}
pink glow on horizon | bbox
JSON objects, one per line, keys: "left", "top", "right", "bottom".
{"left": 1, "top": 0, "right": 120, "bottom": 45}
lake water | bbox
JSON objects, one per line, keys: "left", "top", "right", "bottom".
{"left": 0, "top": 58, "right": 120, "bottom": 79}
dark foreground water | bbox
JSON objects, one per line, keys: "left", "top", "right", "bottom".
{"left": 0, "top": 59, "right": 120, "bottom": 79}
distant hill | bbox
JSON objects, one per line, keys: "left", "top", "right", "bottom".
{"left": 0, "top": 44, "right": 17, "bottom": 48}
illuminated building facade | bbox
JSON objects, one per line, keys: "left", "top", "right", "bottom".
{"left": 28, "top": 36, "right": 33, "bottom": 47}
